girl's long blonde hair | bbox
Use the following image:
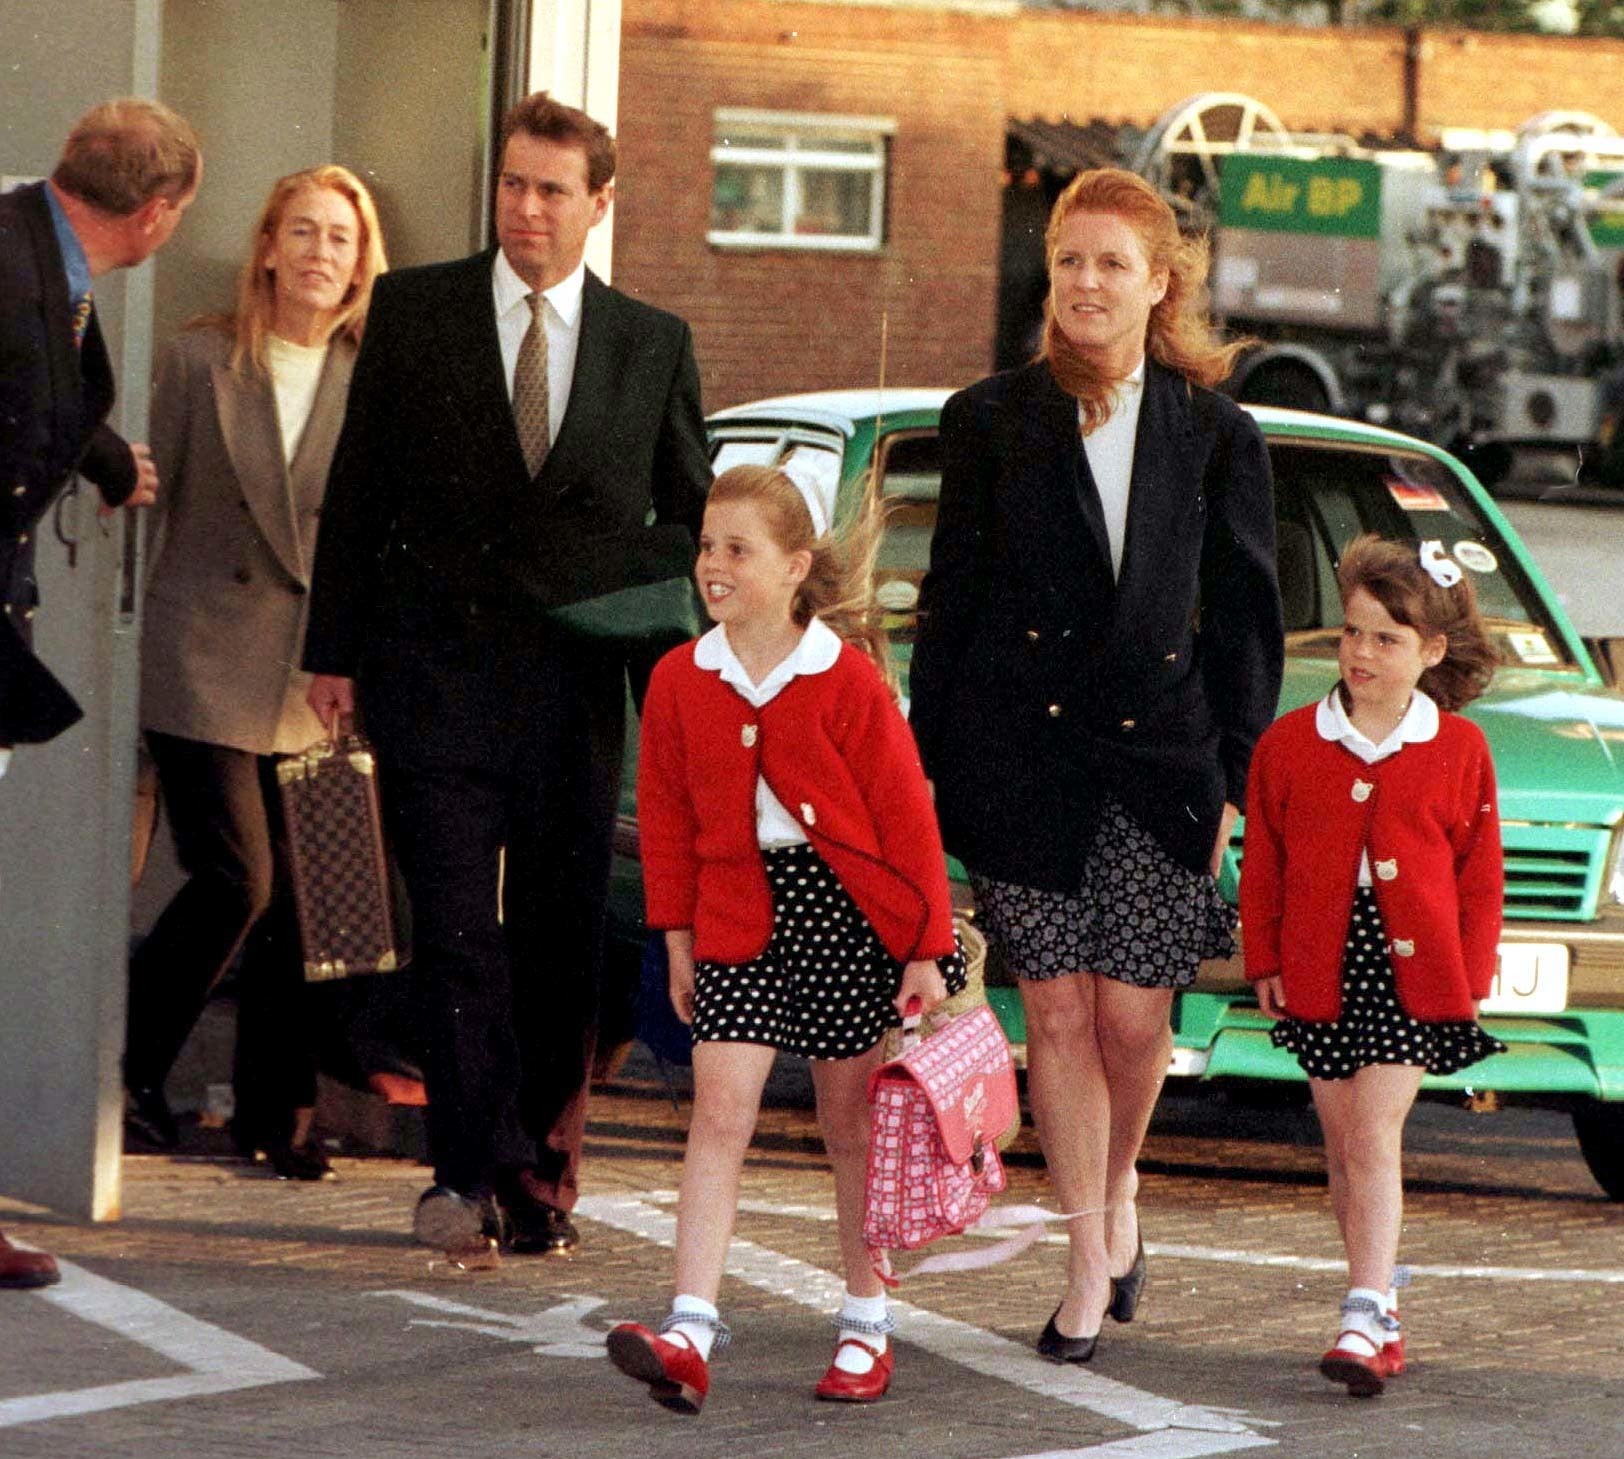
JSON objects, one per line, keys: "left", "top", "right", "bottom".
{"left": 706, "top": 464, "right": 894, "bottom": 691}
{"left": 1038, "top": 167, "right": 1249, "bottom": 432}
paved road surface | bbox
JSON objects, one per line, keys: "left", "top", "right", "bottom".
{"left": 4, "top": 1053, "right": 1620, "bottom": 1459}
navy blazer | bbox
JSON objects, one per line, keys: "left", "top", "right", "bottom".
{"left": 302, "top": 250, "right": 711, "bottom": 678}
{"left": 0, "top": 181, "right": 138, "bottom": 744}
{"left": 910, "top": 359, "right": 1283, "bottom": 886}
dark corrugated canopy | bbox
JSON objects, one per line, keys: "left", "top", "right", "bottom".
{"left": 1007, "top": 118, "right": 1126, "bottom": 177}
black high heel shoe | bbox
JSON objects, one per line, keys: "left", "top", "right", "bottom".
{"left": 264, "top": 1142, "right": 335, "bottom": 1181}
{"left": 1107, "top": 1235, "right": 1147, "bottom": 1324}
{"left": 125, "top": 1085, "right": 179, "bottom": 1150}
{"left": 1037, "top": 1306, "right": 1098, "bottom": 1364}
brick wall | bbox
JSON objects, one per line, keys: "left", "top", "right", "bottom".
{"left": 616, "top": 1, "right": 1006, "bottom": 410}
{"left": 616, "top": 0, "right": 1624, "bottom": 410}
{"left": 1416, "top": 29, "right": 1624, "bottom": 134}
{"left": 1004, "top": 14, "right": 1410, "bottom": 139}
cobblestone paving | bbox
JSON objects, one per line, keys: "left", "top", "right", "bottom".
{"left": 3, "top": 1060, "right": 1621, "bottom": 1459}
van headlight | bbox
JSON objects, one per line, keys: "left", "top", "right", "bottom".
{"left": 1610, "top": 826, "right": 1624, "bottom": 907}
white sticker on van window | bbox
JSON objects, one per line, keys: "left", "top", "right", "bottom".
{"left": 1507, "top": 630, "right": 1559, "bottom": 665}
{"left": 1453, "top": 540, "right": 1497, "bottom": 574}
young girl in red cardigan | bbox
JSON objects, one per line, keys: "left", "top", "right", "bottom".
{"left": 1240, "top": 533, "right": 1504, "bottom": 1398}
{"left": 606, "top": 462, "right": 964, "bottom": 1415}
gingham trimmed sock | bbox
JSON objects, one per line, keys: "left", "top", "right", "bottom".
{"left": 1336, "top": 1287, "right": 1387, "bottom": 1358}
{"left": 833, "top": 1290, "right": 891, "bottom": 1375}
{"left": 666, "top": 1293, "right": 720, "bottom": 1361}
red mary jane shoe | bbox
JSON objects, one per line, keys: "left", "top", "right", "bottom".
{"left": 1380, "top": 1308, "right": 1406, "bottom": 1376}
{"left": 1319, "top": 1337, "right": 1388, "bottom": 1398}
{"left": 607, "top": 1323, "right": 709, "bottom": 1415}
{"left": 814, "top": 1338, "right": 894, "bottom": 1403}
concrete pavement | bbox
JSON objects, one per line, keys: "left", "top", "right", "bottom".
{"left": 3, "top": 1048, "right": 1622, "bottom": 1459}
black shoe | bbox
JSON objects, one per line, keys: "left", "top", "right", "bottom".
{"left": 412, "top": 1184, "right": 506, "bottom": 1251}
{"left": 265, "top": 1142, "right": 335, "bottom": 1181}
{"left": 1037, "top": 1306, "right": 1098, "bottom": 1364}
{"left": 1108, "top": 1236, "right": 1147, "bottom": 1324}
{"left": 497, "top": 1173, "right": 580, "bottom": 1255}
{"left": 125, "top": 1085, "right": 179, "bottom": 1150}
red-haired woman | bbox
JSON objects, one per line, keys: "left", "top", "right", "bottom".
{"left": 911, "top": 167, "right": 1283, "bottom": 1362}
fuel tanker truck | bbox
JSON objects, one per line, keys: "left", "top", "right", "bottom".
{"left": 1132, "top": 94, "right": 1624, "bottom": 485}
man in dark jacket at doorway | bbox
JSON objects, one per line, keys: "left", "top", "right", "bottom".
{"left": 0, "top": 96, "right": 200, "bottom": 1289}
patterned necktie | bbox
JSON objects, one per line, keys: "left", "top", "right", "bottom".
{"left": 513, "top": 291, "right": 550, "bottom": 477}
{"left": 71, "top": 290, "right": 93, "bottom": 350}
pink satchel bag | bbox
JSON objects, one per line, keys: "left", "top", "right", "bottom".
{"left": 863, "top": 1003, "right": 1018, "bottom": 1284}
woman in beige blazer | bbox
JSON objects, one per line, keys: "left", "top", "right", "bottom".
{"left": 126, "top": 166, "right": 386, "bottom": 1177}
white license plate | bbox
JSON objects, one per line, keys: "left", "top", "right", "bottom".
{"left": 1480, "top": 943, "right": 1570, "bottom": 1015}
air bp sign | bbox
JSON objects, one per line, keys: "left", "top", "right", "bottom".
{"left": 1583, "top": 173, "right": 1624, "bottom": 249}
{"left": 1220, "top": 155, "right": 1383, "bottom": 239}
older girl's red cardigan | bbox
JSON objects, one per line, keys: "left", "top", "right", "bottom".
{"left": 1239, "top": 701, "right": 1503, "bottom": 1022}
{"left": 638, "top": 638, "right": 957, "bottom": 966}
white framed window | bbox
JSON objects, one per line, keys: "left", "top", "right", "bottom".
{"left": 710, "top": 108, "right": 893, "bottom": 251}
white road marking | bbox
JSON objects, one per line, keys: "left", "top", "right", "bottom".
{"left": 577, "top": 1193, "right": 1276, "bottom": 1458}
{"left": 368, "top": 1291, "right": 609, "bottom": 1355}
{"left": 0, "top": 1259, "right": 318, "bottom": 1429}
{"left": 690, "top": 1194, "right": 1624, "bottom": 1285}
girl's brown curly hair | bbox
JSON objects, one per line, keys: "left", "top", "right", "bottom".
{"left": 1335, "top": 533, "right": 1498, "bottom": 711}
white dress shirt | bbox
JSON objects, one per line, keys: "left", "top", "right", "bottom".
{"left": 493, "top": 249, "right": 585, "bottom": 450}
{"left": 693, "top": 617, "right": 844, "bottom": 847}
{"left": 1079, "top": 361, "right": 1145, "bottom": 581}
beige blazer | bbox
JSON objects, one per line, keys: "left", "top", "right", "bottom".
{"left": 140, "top": 325, "right": 356, "bottom": 755}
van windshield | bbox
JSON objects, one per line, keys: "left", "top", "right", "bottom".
{"left": 1270, "top": 439, "right": 1576, "bottom": 671}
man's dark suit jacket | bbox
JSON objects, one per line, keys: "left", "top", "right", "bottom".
{"left": 300, "top": 247, "right": 710, "bottom": 1197}
{"left": 302, "top": 251, "right": 711, "bottom": 674}
{"left": 910, "top": 358, "right": 1284, "bottom": 888}
{"left": 1, "top": 181, "right": 138, "bottom": 744}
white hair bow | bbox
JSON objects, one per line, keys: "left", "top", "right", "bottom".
{"left": 778, "top": 454, "right": 837, "bottom": 539}
{"left": 1418, "top": 540, "right": 1463, "bottom": 588}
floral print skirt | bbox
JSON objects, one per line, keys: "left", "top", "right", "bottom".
{"left": 968, "top": 794, "right": 1235, "bottom": 989}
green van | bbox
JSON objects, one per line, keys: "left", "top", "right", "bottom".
{"left": 609, "top": 389, "right": 1624, "bottom": 1200}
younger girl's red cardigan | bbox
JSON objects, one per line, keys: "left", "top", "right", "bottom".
{"left": 638, "top": 638, "right": 957, "bottom": 966}
{"left": 1240, "top": 701, "right": 1503, "bottom": 1022}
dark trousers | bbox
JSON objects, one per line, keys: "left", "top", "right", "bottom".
{"left": 125, "top": 732, "right": 316, "bottom": 1144}
{"left": 360, "top": 618, "right": 624, "bottom": 1202}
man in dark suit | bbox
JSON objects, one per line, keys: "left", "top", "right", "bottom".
{"left": 305, "top": 94, "right": 709, "bottom": 1255}
{"left": 0, "top": 97, "right": 200, "bottom": 1290}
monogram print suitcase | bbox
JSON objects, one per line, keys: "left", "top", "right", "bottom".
{"left": 277, "top": 733, "right": 403, "bottom": 981}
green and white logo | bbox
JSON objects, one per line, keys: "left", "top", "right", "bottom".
{"left": 1219, "top": 155, "right": 1382, "bottom": 239}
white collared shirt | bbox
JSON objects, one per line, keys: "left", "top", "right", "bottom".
{"left": 493, "top": 250, "right": 585, "bottom": 450}
{"left": 1316, "top": 685, "right": 1440, "bottom": 884}
{"left": 1079, "top": 361, "right": 1145, "bottom": 581}
{"left": 694, "top": 617, "right": 843, "bottom": 847}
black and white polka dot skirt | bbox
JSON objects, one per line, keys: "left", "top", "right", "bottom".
{"left": 691, "top": 843, "right": 968, "bottom": 1061}
{"left": 1271, "top": 888, "right": 1506, "bottom": 1080}
{"left": 967, "top": 794, "right": 1236, "bottom": 989}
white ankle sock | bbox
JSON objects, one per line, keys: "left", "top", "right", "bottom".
{"left": 667, "top": 1293, "right": 720, "bottom": 1361}
{"left": 1336, "top": 1287, "right": 1387, "bottom": 1358}
{"left": 833, "top": 1290, "right": 889, "bottom": 1375}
